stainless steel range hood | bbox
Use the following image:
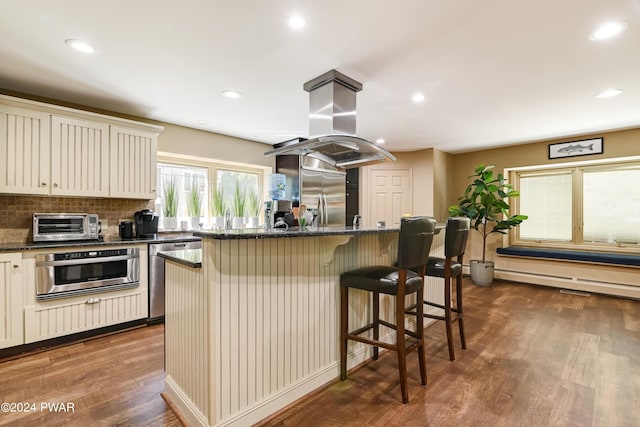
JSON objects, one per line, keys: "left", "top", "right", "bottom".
{"left": 264, "top": 70, "right": 396, "bottom": 169}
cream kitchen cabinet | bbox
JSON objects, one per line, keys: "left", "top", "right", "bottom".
{"left": 0, "top": 253, "right": 24, "bottom": 349}
{"left": 22, "top": 244, "right": 148, "bottom": 344}
{"left": 23, "top": 287, "right": 147, "bottom": 343}
{"left": 51, "top": 115, "right": 110, "bottom": 197}
{"left": 0, "top": 94, "right": 163, "bottom": 199}
{"left": 0, "top": 104, "right": 51, "bottom": 195}
{"left": 109, "top": 125, "right": 158, "bottom": 199}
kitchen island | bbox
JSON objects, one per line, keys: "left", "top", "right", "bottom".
{"left": 161, "top": 226, "right": 444, "bottom": 427}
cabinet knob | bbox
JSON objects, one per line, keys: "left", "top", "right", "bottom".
{"left": 53, "top": 183, "right": 59, "bottom": 188}
{"left": 41, "top": 182, "right": 47, "bottom": 187}
{"left": 12, "top": 264, "right": 19, "bottom": 269}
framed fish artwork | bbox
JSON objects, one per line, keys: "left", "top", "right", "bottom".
{"left": 548, "top": 137, "right": 603, "bottom": 159}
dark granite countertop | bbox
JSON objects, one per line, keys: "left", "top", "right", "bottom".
{"left": 194, "top": 226, "right": 401, "bottom": 240}
{"left": 0, "top": 234, "right": 201, "bottom": 252}
{"left": 158, "top": 249, "right": 202, "bottom": 268}
{"left": 194, "top": 224, "right": 444, "bottom": 240}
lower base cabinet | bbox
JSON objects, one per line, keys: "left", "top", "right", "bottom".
{"left": 0, "top": 253, "right": 23, "bottom": 349}
{"left": 24, "top": 287, "right": 147, "bottom": 344}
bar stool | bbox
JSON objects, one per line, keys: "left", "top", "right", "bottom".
{"left": 409, "top": 217, "right": 470, "bottom": 361}
{"left": 340, "top": 216, "right": 436, "bottom": 404}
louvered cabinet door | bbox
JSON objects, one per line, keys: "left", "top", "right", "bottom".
{"left": 51, "top": 115, "right": 109, "bottom": 197}
{"left": 0, "top": 253, "right": 23, "bottom": 349}
{"left": 0, "top": 105, "right": 51, "bottom": 195}
{"left": 109, "top": 125, "right": 158, "bottom": 199}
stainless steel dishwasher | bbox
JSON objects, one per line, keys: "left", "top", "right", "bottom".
{"left": 148, "top": 239, "right": 201, "bottom": 323}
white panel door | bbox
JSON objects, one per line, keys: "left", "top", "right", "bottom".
{"left": 109, "top": 125, "right": 158, "bottom": 199}
{"left": 0, "top": 253, "right": 23, "bottom": 349}
{"left": 0, "top": 105, "right": 51, "bottom": 195}
{"left": 369, "top": 169, "right": 412, "bottom": 228}
{"left": 51, "top": 115, "right": 109, "bottom": 197}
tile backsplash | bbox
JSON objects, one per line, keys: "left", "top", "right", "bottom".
{"left": 0, "top": 195, "right": 153, "bottom": 243}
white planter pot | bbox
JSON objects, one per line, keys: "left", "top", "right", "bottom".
{"left": 212, "top": 216, "right": 225, "bottom": 230}
{"left": 245, "top": 216, "right": 259, "bottom": 228}
{"left": 470, "top": 260, "right": 494, "bottom": 286}
{"left": 164, "top": 217, "right": 178, "bottom": 230}
{"left": 232, "top": 217, "right": 245, "bottom": 229}
{"left": 190, "top": 217, "right": 201, "bottom": 230}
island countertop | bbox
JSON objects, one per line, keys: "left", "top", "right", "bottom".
{"left": 193, "top": 226, "right": 400, "bottom": 240}
{"left": 157, "top": 248, "right": 202, "bottom": 268}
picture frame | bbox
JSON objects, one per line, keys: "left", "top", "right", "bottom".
{"left": 548, "top": 137, "right": 603, "bottom": 159}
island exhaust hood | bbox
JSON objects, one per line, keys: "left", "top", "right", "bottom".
{"left": 264, "top": 70, "right": 396, "bottom": 169}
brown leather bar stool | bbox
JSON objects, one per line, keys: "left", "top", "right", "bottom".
{"left": 408, "top": 217, "right": 470, "bottom": 361}
{"left": 340, "top": 216, "right": 436, "bottom": 404}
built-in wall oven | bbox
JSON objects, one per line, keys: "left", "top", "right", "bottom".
{"left": 36, "top": 248, "right": 140, "bottom": 301}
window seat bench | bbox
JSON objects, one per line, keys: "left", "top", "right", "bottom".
{"left": 496, "top": 247, "right": 640, "bottom": 267}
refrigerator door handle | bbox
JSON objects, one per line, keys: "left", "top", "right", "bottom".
{"left": 317, "top": 194, "right": 323, "bottom": 226}
{"left": 322, "top": 193, "right": 328, "bottom": 227}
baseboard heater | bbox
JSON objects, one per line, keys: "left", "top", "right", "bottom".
{"left": 462, "top": 266, "right": 640, "bottom": 300}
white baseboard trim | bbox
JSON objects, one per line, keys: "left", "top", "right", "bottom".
{"left": 164, "top": 375, "right": 210, "bottom": 427}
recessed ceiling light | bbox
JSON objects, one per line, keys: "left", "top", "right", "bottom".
{"left": 412, "top": 93, "right": 425, "bottom": 103}
{"left": 596, "top": 89, "right": 623, "bottom": 98}
{"left": 65, "top": 39, "right": 95, "bottom": 54}
{"left": 197, "top": 120, "right": 209, "bottom": 126}
{"left": 221, "top": 90, "right": 242, "bottom": 99}
{"left": 589, "top": 21, "right": 627, "bottom": 40}
{"left": 288, "top": 16, "right": 306, "bottom": 29}
{"left": 375, "top": 138, "right": 386, "bottom": 144}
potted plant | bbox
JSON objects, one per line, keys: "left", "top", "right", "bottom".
{"left": 187, "top": 177, "right": 203, "bottom": 229}
{"left": 246, "top": 188, "right": 261, "bottom": 228}
{"left": 448, "top": 164, "right": 528, "bottom": 286}
{"left": 231, "top": 183, "right": 246, "bottom": 229}
{"left": 163, "top": 176, "right": 179, "bottom": 229}
{"left": 210, "top": 186, "right": 226, "bottom": 229}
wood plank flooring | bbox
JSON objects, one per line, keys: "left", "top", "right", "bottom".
{"left": 0, "top": 278, "right": 638, "bottom": 426}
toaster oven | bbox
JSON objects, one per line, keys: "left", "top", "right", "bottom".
{"left": 33, "top": 213, "right": 100, "bottom": 242}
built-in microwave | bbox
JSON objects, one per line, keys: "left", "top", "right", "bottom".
{"left": 33, "top": 213, "right": 100, "bottom": 242}
{"left": 35, "top": 247, "right": 140, "bottom": 300}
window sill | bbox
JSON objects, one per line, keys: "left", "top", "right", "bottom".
{"left": 496, "top": 247, "right": 640, "bottom": 267}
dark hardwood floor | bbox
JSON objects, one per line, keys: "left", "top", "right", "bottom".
{"left": 1, "top": 278, "right": 638, "bottom": 426}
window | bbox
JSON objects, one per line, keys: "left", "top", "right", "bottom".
{"left": 156, "top": 153, "right": 270, "bottom": 230}
{"left": 510, "top": 158, "right": 640, "bottom": 251}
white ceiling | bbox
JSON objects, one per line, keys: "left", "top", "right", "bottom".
{"left": 1, "top": 1, "right": 638, "bottom": 153}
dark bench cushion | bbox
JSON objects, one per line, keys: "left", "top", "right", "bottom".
{"left": 496, "top": 247, "right": 640, "bottom": 267}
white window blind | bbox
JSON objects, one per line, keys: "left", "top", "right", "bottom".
{"left": 518, "top": 171, "right": 573, "bottom": 241}
{"left": 583, "top": 165, "right": 640, "bottom": 244}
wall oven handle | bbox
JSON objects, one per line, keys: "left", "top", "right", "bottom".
{"left": 85, "top": 298, "right": 101, "bottom": 304}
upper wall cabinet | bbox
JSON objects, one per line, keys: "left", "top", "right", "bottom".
{"left": 0, "top": 95, "right": 163, "bottom": 199}
{"left": 110, "top": 125, "right": 158, "bottom": 199}
{"left": 0, "top": 105, "right": 51, "bottom": 195}
{"left": 51, "top": 115, "right": 110, "bottom": 197}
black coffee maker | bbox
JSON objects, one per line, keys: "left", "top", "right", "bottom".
{"left": 134, "top": 209, "right": 159, "bottom": 238}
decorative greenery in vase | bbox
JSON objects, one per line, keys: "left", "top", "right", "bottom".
{"left": 186, "top": 177, "right": 203, "bottom": 218}
{"left": 163, "top": 176, "right": 179, "bottom": 218}
{"left": 210, "top": 186, "right": 225, "bottom": 217}
{"left": 448, "top": 164, "right": 528, "bottom": 263}
{"left": 232, "top": 183, "right": 246, "bottom": 218}
{"left": 246, "top": 189, "right": 261, "bottom": 218}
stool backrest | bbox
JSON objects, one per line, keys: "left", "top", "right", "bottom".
{"left": 444, "top": 217, "right": 471, "bottom": 258}
{"left": 397, "top": 216, "right": 436, "bottom": 269}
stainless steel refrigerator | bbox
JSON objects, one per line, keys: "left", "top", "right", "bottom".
{"left": 276, "top": 155, "right": 346, "bottom": 227}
